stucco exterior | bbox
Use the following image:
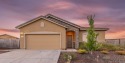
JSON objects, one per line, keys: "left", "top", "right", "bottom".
{"left": 79, "top": 30, "right": 106, "bottom": 42}
{"left": 16, "top": 14, "right": 108, "bottom": 50}
{"left": 19, "top": 19, "right": 66, "bottom": 49}
{"left": 96, "top": 31, "right": 105, "bottom": 42}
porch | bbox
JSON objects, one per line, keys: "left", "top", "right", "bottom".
{"left": 66, "top": 29, "right": 79, "bottom": 49}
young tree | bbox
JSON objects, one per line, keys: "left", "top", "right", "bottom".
{"left": 86, "top": 15, "right": 99, "bottom": 53}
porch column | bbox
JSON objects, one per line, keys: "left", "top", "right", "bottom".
{"left": 75, "top": 30, "right": 79, "bottom": 49}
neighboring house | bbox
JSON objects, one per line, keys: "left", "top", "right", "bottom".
{"left": 16, "top": 14, "right": 109, "bottom": 50}
{"left": 0, "top": 34, "right": 18, "bottom": 39}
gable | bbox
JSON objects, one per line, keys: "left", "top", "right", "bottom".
{"left": 45, "top": 14, "right": 81, "bottom": 28}
{"left": 19, "top": 18, "right": 66, "bottom": 32}
{"left": 16, "top": 14, "right": 109, "bottom": 31}
{"left": 16, "top": 16, "right": 67, "bottom": 29}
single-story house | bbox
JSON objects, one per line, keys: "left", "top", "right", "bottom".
{"left": 0, "top": 34, "right": 18, "bottom": 39}
{"left": 16, "top": 14, "right": 109, "bottom": 50}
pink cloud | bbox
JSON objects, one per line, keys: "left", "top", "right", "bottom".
{"left": 47, "top": 1, "right": 74, "bottom": 10}
{"left": 0, "top": 29, "right": 19, "bottom": 38}
{"left": 69, "top": 19, "right": 88, "bottom": 27}
{"left": 106, "top": 30, "right": 125, "bottom": 39}
{"left": 0, "top": 0, "right": 125, "bottom": 39}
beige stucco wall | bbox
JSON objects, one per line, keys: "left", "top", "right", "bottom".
{"left": 96, "top": 31, "right": 105, "bottom": 42}
{"left": 19, "top": 19, "right": 66, "bottom": 49}
{"left": 79, "top": 30, "right": 106, "bottom": 42}
{"left": 79, "top": 31, "right": 84, "bottom": 42}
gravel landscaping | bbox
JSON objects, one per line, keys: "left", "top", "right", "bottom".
{"left": 58, "top": 51, "right": 125, "bottom": 63}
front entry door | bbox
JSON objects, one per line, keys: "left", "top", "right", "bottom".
{"left": 67, "top": 35, "right": 72, "bottom": 48}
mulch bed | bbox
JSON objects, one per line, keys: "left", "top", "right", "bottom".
{"left": 58, "top": 51, "right": 125, "bottom": 63}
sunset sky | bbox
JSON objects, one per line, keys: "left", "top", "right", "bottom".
{"left": 0, "top": 0, "right": 125, "bottom": 39}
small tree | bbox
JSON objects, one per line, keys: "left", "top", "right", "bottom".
{"left": 85, "top": 15, "right": 99, "bottom": 53}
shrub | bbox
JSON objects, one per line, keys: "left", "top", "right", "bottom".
{"left": 79, "top": 42, "right": 85, "bottom": 49}
{"left": 93, "top": 43, "right": 102, "bottom": 51}
{"left": 63, "top": 53, "right": 76, "bottom": 61}
{"left": 115, "top": 47, "right": 125, "bottom": 51}
{"left": 79, "top": 43, "right": 125, "bottom": 51}
{"left": 77, "top": 49, "right": 88, "bottom": 54}
{"left": 115, "top": 51, "right": 125, "bottom": 55}
{"left": 85, "top": 15, "right": 102, "bottom": 52}
{"left": 84, "top": 42, "right": 102, "bottom": 51}
{"left": 98, "top": 43, "right": 125, "bottom": 51}
{"left": 100, "top": 50, "right": 109, "bottom": 54}
{"left": 79, "top": 42, "right": 102, "bottom": 51}
{"left": 103, "top": 44, "right": 116, "bottom": 51}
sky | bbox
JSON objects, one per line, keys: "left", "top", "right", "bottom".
{"left": 0, "top": 0, "right": 125, "bottom": 39}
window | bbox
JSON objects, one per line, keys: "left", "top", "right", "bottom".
{"left": 41, "top": 22, "right": 44, "bottom": 27}
{"left": 82, "top": 32, "right": 99, "bottom": 42}
{"left": 82, "top": 32, "right": 88, "bottom": 42}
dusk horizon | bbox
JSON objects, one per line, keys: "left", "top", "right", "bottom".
{"left": 0, "top": 0, "right": 125, "bottom": 39}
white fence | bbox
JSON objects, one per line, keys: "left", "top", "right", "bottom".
{"left": 105, "top": 39, "right": 125, "bottom": 46}
{"left": 0, "top": 39, "right": 20, "bottom": 49}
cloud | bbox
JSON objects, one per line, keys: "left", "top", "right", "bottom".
{"left": 67, "top": 0, "right": 125, "bottom": 9}
{"left": 47, "top": 1, "right": 74, "bottom": 10}
{"left": 0, "top": 29, "right": 19, "bottom": 32}
{"left": 0, "top": 28, "right": 19, "bottom": 38}
{"left": 106, "top": 30, "right": 125, "bottom": 39}
{"left": 0, "top": 0, "right": 125, "bottom": 39}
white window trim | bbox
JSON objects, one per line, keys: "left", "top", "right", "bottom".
{"left": 24, "top": 32, "right": 62, "bottom": 49}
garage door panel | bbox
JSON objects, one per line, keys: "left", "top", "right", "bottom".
{"left": 26, "top": 34, "right": 60, "bottom": 50}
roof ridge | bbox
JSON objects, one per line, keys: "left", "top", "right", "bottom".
{"left": 16, "top": 15, "right": 67, "bottom": 29}
{"left": 45, "top": 14, "right": 82, "bottom": 28}
{"left": 16, "top": 15, "right": 43, "bottom": 28}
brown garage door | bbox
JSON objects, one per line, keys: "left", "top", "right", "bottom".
{"left": 25, "top": 34, "right": 60, "bottom": 50}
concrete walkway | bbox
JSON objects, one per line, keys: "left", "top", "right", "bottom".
{"left": 0, "top": 50, "right": 60, "bottom": 63}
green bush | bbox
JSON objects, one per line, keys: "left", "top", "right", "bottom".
{"left": 79, "top": 42, "right": 85, "bottom": 49}
{"left": 77, "top": 49, "right": 88, "bottom": 54}
{"left": 98, "top": 43, "right": 125, "bottom": 51}
{"left": 99, "top": 44, "right": 116, "bottom": 51}
{"left": 93, "top": 42, "right": 102, "bottom": 51}
{"left": 78, "top": 42, "right": 125, "bottom": 51}
{"left": 79, "top": 42, "right": 102, "bottom": 51}
{"left": 115, "top": 46, "right": 125, "bottom": 51}
{"left": 86, "top": 15, "right": 101, "bottom": 51}
{"left": 79, "top": 42, "right": 125, "bottom": 51}
{"left": 83, "top": 42, "right": 102, "bottom": 51}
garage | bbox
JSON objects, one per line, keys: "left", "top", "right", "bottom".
{"left": 25, "top": 34, "right": 61, "bottom": 50}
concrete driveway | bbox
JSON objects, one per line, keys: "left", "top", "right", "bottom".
{"left": 0, "top": 50, "right": 60, "bottom": 63}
